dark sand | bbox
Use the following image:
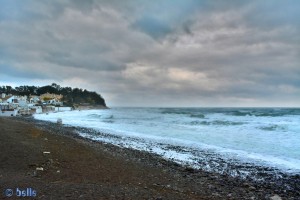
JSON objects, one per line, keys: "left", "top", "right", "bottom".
{"left": 0, "top": 117, "right": 299, "bottom": 199}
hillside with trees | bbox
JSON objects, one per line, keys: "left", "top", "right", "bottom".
{"left": 0, "top": 83, "right": 107, "bottom": 107}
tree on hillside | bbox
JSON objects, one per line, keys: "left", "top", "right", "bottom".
{"left": 0, "top": 83, "right": 106, "bottom": 107}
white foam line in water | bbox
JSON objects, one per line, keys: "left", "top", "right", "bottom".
{"left": 77, "top": 131, "right": 199, "bottom": 169}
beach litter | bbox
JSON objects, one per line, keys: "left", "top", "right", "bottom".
{"left": 36, "top": 167, "right": 44, "bottom": 171}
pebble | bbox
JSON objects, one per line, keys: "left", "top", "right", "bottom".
{"left": 212, "top": 192, "right": 220, "bottom": 197}
{"left": 270, "top": 195, "right": 282, "bottom": 200}
{"left": 249, "top": 186, "right": 256, "bottom": 190}
{"left": 32, "top": 171, "right": 37, "bottom": 177}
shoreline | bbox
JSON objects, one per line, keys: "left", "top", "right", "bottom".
{"left": 1, "top": 116, "right": 299, "bottom": 199}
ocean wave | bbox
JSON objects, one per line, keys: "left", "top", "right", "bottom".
{"left": 88, "top": 114, "right": 114, "bottom": 119}
{"left": 228, "top": 109, "right": 300, "bottom": 117}
{"left": 102, "top": 120, "right": 115, "bottom": 123}
{"left": 254, "top": 113, "right": 286, "bottom": 117}
{"left": 161, "top": 110, "right": 190, "bottom": 115}
{"left": 259, "top": 125, "right": 286, "bottom": 131}
{"left": 189, "top": 120, "right": 245, "bottom": 126}
{"left": 87, "top": 114, "right": 102, "bottom": 118}
{"left": 229, "top": 111, "right": 253, "bottom": 116}
{"left": 190, "top": 114, "right": 205, "bottom": 118}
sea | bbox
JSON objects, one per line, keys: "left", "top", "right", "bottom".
{"left": 34, "top": 107, "right": 300, "bottom": 178}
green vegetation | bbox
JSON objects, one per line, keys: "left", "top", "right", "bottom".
{"left": 0, "top": 83, "right": 107, "bottom": 107}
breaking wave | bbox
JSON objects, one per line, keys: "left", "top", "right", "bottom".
{"left": 190, "top": 114, "right": 205, "bottom": 118}
{"left": 88, "top": 114, "right": 114, "bottom": 119}
{"left": 259, "top": 125, "right": 286, "bottom": 131}
{"left": 189, "top": 120, "right": 245, "bottom": 126}
{"left": 228, "top": 109, "right": 300, "bottom": 117}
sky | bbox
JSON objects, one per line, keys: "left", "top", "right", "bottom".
{"left": 0, "top": 0, "right": 299, "bottom": 107}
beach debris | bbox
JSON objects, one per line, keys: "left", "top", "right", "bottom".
{"left": 32, "top": 171, "right": 37, "bottom": 177}
{"left": 28, "top": 163, "right": 38, "bottom": 167}
{"left": 57, "top": 118, "right": 62, "bottom": 125}
{"left": 28, "top": 170, "right": 38, "bottom": 177}
{"left": 242, "top": 182, "right": 256, "bottom": 190}
{"left": 43, "top": 151, "right": 51, "bottom": 154}
{"left": 270, "top": 195, "right": 282, "bottom": 200}
{"left": 36, "top": 167, "right": 44, "bottom": 171}
{"left": 56, "top": 170, "right": 60, "bottom": 173}
{"left": 249, "top": 186, "right": 256, "bottom": 191}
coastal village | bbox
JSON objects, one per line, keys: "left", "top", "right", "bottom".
{"left": 0, "top": 92, "right": 72, "bottom": 117}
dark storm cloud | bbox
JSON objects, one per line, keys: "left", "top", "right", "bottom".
{"left": 0, "top": 0, "right": 299, "bottom": 106}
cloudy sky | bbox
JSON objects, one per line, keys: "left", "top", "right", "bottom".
{"left": 0, "top": 0, "right": 299, "bottom": 107}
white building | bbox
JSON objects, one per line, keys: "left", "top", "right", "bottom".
{"left": 29, "top": 95, "right": 40, "bottom": 104}
{"left": 54, "top": 107, "right": 72, "bottom": 112}
{"left": 46, "top": 99, "right": 63, "bottom": 106}
{"left": 18, "top": 99, "right": 28, "bottom": 107}
{"left": 0, "top": 104, "right": 18, "bottom": 117}
{"left": 31, "top": 106, "right": 43, "bottom": 114}
{"left": 0, "top": 109, "right": 18, "bottom": 117}
{"left": 0, "top": 95, "right": 15, "bottom": 104}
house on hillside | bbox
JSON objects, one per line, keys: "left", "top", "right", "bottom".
{"left": 0, "top": 95, "right": 16, "bottom": 104}
{"left": 39, "top": 93, "right": 63, "bottom": 106}
{"left": 40, "top": 93, "right": 63, "bottom": 101}
{"left": 16, "top": 96, "right": 28, "bottom": 107}
{"left": 31, "top": 106, "right": 43, "bottom": 114}
{"left": 45, "top": 99, "right": 63, "bottom": 106}
{"left": 29, "top": 95, "right": 40, "bottom": 104}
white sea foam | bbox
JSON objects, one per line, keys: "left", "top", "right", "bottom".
{"left": 34, "top": 107, "right": 300, "bottom": 173}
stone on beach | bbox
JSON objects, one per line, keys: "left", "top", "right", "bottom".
{"left": 270, "top": 194, "right": 282, "bottom": 200}
{"left": 57, "top": 118, "right": 62, "bottom": 124}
